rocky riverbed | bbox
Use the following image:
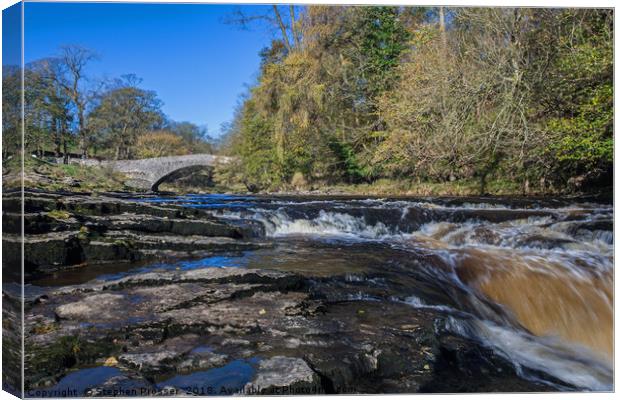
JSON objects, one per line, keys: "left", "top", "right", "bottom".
{"left": 3, "top": 190, "right": 266, "bottom": 280}
{"left": 2, "top": 190, "right": 613, "bottom": 396}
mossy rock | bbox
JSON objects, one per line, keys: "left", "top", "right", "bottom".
{"left": 46, "top": 210, "right": 72, "bottom": 220}
{"left": 25, "top": 335, "right": 122, "bottom": 389}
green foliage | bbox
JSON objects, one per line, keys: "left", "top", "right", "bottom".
{"left": 166, "top": 121, "right": 214, "bottom": 153}
{"left": 539, "top": 10, "right": 613, "bottom": 182}
{"left": 235, "top": 101, "right": 282, "bottom": 190}
{"left": 547, "top": 85, "right": 613, "bottom": 168}
{"left": 355, "top": 6, "right": 411, "bottom": 97}
{"left": 220, "top": 6, "right": 612, "bottom": 194}
{"left": 7, "top": 7, "right": 613, "bottom": 195}
{"left": 2, "top": 66, "right": 22, "bottom": 161}
{"left": 328, "top": 139, "right": 369, "bottom": 183}
{"left": 88, "top": 78, "right": 164, "bottom": 159}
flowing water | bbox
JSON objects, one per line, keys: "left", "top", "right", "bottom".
{"left": 36, "top": 194, "right": 614, "bottom": 391}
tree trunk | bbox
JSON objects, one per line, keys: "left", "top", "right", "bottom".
{"left": 438, "top": 7, "right": 449, "bottom": 139}
{"left": 290, "top": 5, "right": 301, "bottom": 49}
{"left": 276, "top": 129, "right": 285, "bottom": 165}
{"left": 62, "top": 138, "right": 69, "bottom": 164}
{"left": 273, "top": 6, "right": 293, "bottom": 52}
{"left": 53, "top": 119, "right": 61, "bottom": 157}
{"left": 439, "top": 6, "right": 447, "bottom": 49}
{"left": 524, "top": 178, "right": 530, "bottom": 195}
{"left": 77, "top": 107, "right": 88, "bottom": 158}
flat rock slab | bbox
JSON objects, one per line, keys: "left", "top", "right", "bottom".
{"left": 32, "top": 268, "right": 304, "bottom": 335}
{"left": 161, "top": 291, "right": 310, "bottom": 331}
{"left": 50, "top": 266, "right": 300, "bottom": 295}
{"left": 245, "top": 356, "right": 322, "bottom": 395}
{"left": 119, "top": 351, "right": 180, "bottom": 373}
{"left": 56, "top": 293, "right": 126, "bottom": 321}
{"left": 87, "top": 213, "right": 242, "bottom": 238}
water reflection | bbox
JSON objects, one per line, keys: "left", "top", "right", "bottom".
{"left": 156, "top": 358, "right": 260, "bottom": 395}
{"left": 30, "top": 367, "right": 123, "bottom": 397}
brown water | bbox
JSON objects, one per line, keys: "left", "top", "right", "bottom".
{"left": 410, "top": 213, "right": 613, "bottom": 363}
{"left": 457, "top": 247, "right": 612, "bottom": 361}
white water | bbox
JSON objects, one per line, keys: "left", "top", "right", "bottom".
{"left": 217, "top": 208, "right": 409, "bottom": 240}
{"left": 267, "top": 210, "right": 393, "bottom": 238}
{"left": 399, "top": 295, "right": 612, "bottom": 390}
{"left": 202, "top": 199, "right": 612, "bottom": 391}
{"left": 445, "top": 316, "right": 613, "bottom": 391}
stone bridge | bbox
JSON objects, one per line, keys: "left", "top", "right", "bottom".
{"left": 88, "top": 154, "right": 234, "bottom": 191}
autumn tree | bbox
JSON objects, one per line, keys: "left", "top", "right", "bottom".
{"left": 225, "top": 5, "right": 411, "bottom": 186}
{"left": 135, "top": 131, "right": 189, "bottom": 158}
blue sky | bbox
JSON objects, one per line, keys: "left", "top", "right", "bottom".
{"left": 2, "top": 2, "right": 21, "bottom": 67}
{"left": 24, "top": 2, "right": 274, "bottom": 137}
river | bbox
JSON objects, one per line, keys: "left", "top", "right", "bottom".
{"left": 29, "top": 194, "right": 613, "bottom": 392}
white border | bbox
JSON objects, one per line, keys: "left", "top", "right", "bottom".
{"left": 0, "top": 1, "right": 617, "bottom": 400}
{"left": 2, "top": 0, "right": 618, "bottom": 7}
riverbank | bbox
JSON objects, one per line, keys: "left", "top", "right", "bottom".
{"left": 9, "top": 160, "right": 612, "bottom": 199}
{"left": 5, "top": 188, "right": 613, "bottom": 395}
{"left": 157, "top": 181, "right": 613, "bottom": 201}
{"left": 3, "top": 157, "right": 133, "bottom": 193}
{"left": 260, "top": 182, "right": 612, "bottom": 201}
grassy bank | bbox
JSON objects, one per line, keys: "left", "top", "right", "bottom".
{"left": 3, "top": 157, "right": 134, "bottom": 193}
{"left": 288, "top": 179, "right": 524, "bottom": 197}
{"left": 170, "top": 178, "right": 572, "bottom": 198}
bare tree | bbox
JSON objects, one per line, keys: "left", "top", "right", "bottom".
{"left": 56, "top": 45, "right": 98, "bottom": 157}
{"left": 289, "top": 5, "right": 301, "bottom": 49}
{"left": 225, "top": 5, "right": 303, "bottom": 53}
{"left": 34, "top": 58, "right": 74, "bottom": 163}
{"left": 439, "top": 6, "right": 447, "bottom": 47}
{"left": 273, "top": 6, "right": 293, "bottom": 52}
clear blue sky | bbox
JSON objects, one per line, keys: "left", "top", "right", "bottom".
{"left": 24, "top": 2, "right": 274, "bottom": 137}
{"left": 2, "top": 2, "right": 21, "bottom": 67}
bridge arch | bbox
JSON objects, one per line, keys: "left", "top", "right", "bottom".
{"left": 103, "top": 154, "right": 233, "bottom": 191}
{"left": 150, "top": 164, "right": 214, "bottom": 191}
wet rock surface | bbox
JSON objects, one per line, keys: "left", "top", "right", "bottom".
{"left": 20, "top": 264, "right": 560, "bottom": 395}
{"left": 7, "top": 190, "right": 611, "bottom": 395}
{"left": 246, "top": 356, "right": 321, "bottom": 394}
{"left": 3, "top": 190, "right": 270, "bottom": 279}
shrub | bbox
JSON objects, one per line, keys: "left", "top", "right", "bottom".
{"left": 290, "top": 171, "right": 308, "bottom": 189}
{"left": 135, "top": 131, "right": 189, "bottom": 159}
